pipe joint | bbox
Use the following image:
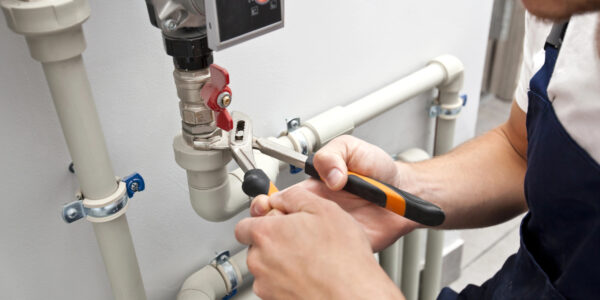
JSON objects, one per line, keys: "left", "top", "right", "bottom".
{"left": 1, "top": 0, "right": 91, "bottom": 62}
{"left": 428, "top": 55, "right": 465, "bottom": 91}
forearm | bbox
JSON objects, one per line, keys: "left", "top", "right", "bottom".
{"left": 398, "top": 124, "right": 528, "bottom": 229}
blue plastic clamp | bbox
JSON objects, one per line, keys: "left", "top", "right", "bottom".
{"left": 122, "top": 173, "right": 145, "bottom": 198}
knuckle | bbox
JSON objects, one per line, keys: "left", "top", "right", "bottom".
{"left": 253, "top": 282, "right": 265, "bottom": 299}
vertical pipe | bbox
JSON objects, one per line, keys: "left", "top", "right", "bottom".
{"left": 93, "top": 217, "right": 146, "bottom": 300}
{"left": 42, "top": 56, "right": 117, "bottom": 199}
{"left": 421, "top": 56, "right": 464, "bottom": 300}
{"left": 42, "top": 55, "right": 147, "bottom": 300}
{"left": 401, "top": 231, "right": 423, "bottom": 300}
{"left": 379, "top": 240, "right": 401, "bottom": 286}
{"left": 0, "top": 1, "right": 147, "bottom": 298}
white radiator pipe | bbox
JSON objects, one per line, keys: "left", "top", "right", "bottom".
{"left": 1, "top": 1, "right": 147, "bottom": 299}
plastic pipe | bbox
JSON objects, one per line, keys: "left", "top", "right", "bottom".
{"left": 379, "top": 239, "right": 402, "bottom": 286}
{"left": 1, "top": 1, "right": 147, "bottom": 299}
{"left": 178, "top": 249, "right": 250, "bottom": 300}
{"left": 291, "top": 61, "right": 448, "bottom": 150}
{"left": 394, "top": 148, "right": 431, "bottom": 300}
{"left": 421, "top": 55, "right": 464, "bottom": 300}
{"left": 42, "top": 56, "right": 117, "bottom": 199}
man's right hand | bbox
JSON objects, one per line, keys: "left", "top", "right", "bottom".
{"left": 252, "top": 135, "right": 420, "bottom": 252}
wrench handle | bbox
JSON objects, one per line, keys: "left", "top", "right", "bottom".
{"left": 304, "top": 155, "right": 445, "bottom": 226}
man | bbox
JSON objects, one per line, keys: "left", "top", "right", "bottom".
{"left": 235, "top": 0, "right": 600, "bottom": 298}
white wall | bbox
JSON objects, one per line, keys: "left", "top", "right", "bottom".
{"left": 0, "top": 1, "right": 492, "bottom": 299}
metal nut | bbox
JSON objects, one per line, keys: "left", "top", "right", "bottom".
{"left": 181, "top": 122, "right": 217, "bottom": 135}
{"left": 181, "top": 105, "right": 214, "bottom": 125}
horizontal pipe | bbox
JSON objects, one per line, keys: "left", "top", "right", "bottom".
{"left": 346, "top": 64, "right": 447, "bottom": 127}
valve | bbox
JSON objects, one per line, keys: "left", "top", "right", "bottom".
{"left": 201, "top": 64, "right": 234, "bottom": 131}
{"left": 122, "top": 173, "right": 145, "bottom": 198}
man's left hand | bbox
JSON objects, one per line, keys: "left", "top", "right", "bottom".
{"left": 235, "top": 185, "right": 405, "bottom": 300}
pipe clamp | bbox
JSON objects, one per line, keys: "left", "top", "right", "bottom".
{"left": 285, "top": 118, "right": 308, "bottom": 174}
{"left": 429, "top": 95, "right": 467, "bottom": 119}
{"left": 62, "top": 180, "right": 130, "bottom": 223}
{"left": 212, "top": 251, "right": 240, "bottom": 295}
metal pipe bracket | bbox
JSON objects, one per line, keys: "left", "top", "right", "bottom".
{"left": 62, "top": 180, "right": 130, "bottom": 224}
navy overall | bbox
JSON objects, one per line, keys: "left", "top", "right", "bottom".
{"left": 439, "top": 22, "right": 600, "bottom": 299}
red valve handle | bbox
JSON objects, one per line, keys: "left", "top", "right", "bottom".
{"left": 200, "top": 64, "right": 234, "bottom": 131}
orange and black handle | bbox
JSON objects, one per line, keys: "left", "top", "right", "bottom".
{"left": 242, "top": 169, "right": 279, "bottom": 197}
{"left": 304, "top": 155, "right": 445, "bottom": 226}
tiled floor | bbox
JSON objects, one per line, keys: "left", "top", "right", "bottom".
{"left": 448, "top": 94, "right": 522, "bottom": 291}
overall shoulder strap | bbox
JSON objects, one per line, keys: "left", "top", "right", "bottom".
{"left": 545, "top": 20, "right": 569, "bottom": 50}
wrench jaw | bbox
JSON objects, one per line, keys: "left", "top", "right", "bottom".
{"left": 229, "top": 112, "right": 259, "bottom": 173}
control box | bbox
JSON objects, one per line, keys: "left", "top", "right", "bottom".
{"left": 204, "top": 0, "right": 284, "bottom": 50}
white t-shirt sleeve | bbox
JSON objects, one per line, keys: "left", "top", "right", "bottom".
{"left": 514, "top": 13, "right": 553, "bottom": 112}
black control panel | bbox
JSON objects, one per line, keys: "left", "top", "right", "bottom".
{"left": 216, "top": 0, "right": 282, "bottom": 42}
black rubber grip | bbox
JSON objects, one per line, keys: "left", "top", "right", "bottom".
{"left": 242, "top": 169, "right": 271, "bottom": 197}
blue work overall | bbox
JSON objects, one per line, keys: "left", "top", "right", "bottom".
{"left": 439, "top": 22, "right": 600, "bottom": 299}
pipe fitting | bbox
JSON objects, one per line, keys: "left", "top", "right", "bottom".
{"left": 428, "top": 55, "right": 465, "bottom": 90}
{"left": 1, "top": 0, "right": 91, "bottom": 62}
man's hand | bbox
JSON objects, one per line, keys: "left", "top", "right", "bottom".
{"left": 252, "top": 135, "right": 419, "bottom": 251}
{"left": 235, "top": 186, "right": 404, "bottom": 300}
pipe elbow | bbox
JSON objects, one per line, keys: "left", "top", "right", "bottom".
{"left": 177, "top": 265, "right": 227, "bottom": 300}
{"left": 189, "top": 173, "right": 249, "bottom": 222}
{"left": 429, "top": 55, "right": 464, "bottom": 92}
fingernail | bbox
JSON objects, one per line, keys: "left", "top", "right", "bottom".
{"left": 326, "top": 168, "right": 343, "bottom": 189}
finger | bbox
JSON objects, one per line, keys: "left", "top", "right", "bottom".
{"left": 250, "top": 195, "right": 272, "bottom": 217}
{"left": 268, "top": 185, "right": 326, "bottom": 215}
{"left": 313, "top": 135, "right": 399, "bottom": 189}
{"left": 235, "top": 217, "right": 264, "bottom": 245}
{"left": 266, "top": 208, "right": 285, "bottom": 216}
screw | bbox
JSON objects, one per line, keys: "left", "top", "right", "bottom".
{"left": 66, "top": 208, "right": 79, "bottom": 220}
{"left": 289, "top": 119, "right": 300, "bottom": 128}
{"left": 163, "top": 19, "right": 178, "bottom": 32}
{"left": 130, "top": 182, "right": 139, "bottom": 192}
{"left": 217, "top": 92, "right": 232, "bottom": 108}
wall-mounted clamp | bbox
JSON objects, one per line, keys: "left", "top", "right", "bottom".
{"left": 212, "top": 251, "right": 241, "bottom": 298}
{"left": 286, "top": 117, "right": 308, "bottom": 174}
{"left": 62, "top": 173, "right": 145, "bottom": 224}
{"left": 429, "top": 94, "right": 467, "bottom": 118}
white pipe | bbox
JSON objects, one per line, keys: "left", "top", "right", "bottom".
{"left": 345, "top": 64, "right": 447, "bottom": 127}
{"left": 401, "top": 230, "right": 423, "bottom": 300}
{"left": 178, "top": 249, "right": 250, "bottom": 300}
{"left": 93, "top": 216, "right": 146, "bottom": 300}
{"left": 421, "top": 55, "right": 464, "bottom": 300}
{"left": 379, "top": 239, "right": 402, "bottom": 286}
{"left": 394, "top": 148, "right": 431, "bottom": 300}
{"left": 1, "top": 1, "right": 147, "bottom": 299}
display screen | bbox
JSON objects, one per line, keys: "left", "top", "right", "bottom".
{"left": 216, "top": 0, "right": 282, "bottom": 42}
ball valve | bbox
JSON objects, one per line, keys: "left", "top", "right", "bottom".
{"left": 201, "top": 64, "right": 234, "bottom": 131}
